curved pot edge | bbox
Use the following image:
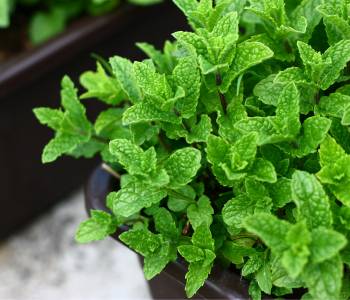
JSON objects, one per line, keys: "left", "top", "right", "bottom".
{"left": 84, "top": 165, "right": 250, "bottom": 300}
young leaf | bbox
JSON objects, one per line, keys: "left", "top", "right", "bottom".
{"left": 109, "top": 139, "right": 157, "bottom": 175}
{"left": 302, "top": 255, "right": 343, "bottom": 300}
{"left": 119, "top": 228, "right": 160, "bottom": 257}
{"left": 187, "top": 195, "right": 214, "bottom": 229}
{"left": 107, "top": 182, "right": 167, "bottom": 217}
{"left": 221, "top": 41, "right": 274, "bottom": 93}
{"left": 164, "top": 147, "right": 201, "bottom": 187}
{"left": 110, "top": 56, "right": 142, "bottom": 103}
{"left": 75, "top": 210, "right": 118, "bottom": 243}
{"left": 309, "top": 228, "right": 347, "bottom": 264}
{"left": 244, "top": 213, "right": 290, "bottom": 252}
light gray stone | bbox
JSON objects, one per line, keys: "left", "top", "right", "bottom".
{"left": 0, "top": 190, "right": 152, "bottom": 300}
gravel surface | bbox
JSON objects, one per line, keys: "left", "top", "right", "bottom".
{"left": 0, "top": 190, "right": 151, "bottom": 300}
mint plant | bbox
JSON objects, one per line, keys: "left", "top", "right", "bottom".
{"left": 0, "top": 0, "right": 161, "bottom": 45}
{"left": 34, "top": 0, "right": 350, "bottom": 299}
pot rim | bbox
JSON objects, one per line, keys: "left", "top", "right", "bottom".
{"left": 84, "top": 165, "right": 250, "bottom": 300}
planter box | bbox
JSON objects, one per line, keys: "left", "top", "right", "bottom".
{"left": 0, "top": 3, "right": 187, "bottom": 240}
{"left": 85, "top": 166, "right": 251, "bottom": 299}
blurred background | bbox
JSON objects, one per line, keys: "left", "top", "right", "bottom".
{"left": 0, "top": 1, "right": 187, "bottom": 298}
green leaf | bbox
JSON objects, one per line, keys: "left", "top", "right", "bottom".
{"left": 0, "top": 0, "right": 10, "bottom": 27}
{"left": 249, "top": 280, "right": 262, "bottom": 300}
{"left": 292, "top": 171, "right": 333, "bottom": 229}
{"left": 164, "top": 147, "right": 201, "bottom": 187}
{"left": 186, "top": 115, "right": 212, "bottom": 143}
{"left": 122, "top": 95, "right": 181, "bottom": 125}
{"left": 172, "top": 56, "right": 201, "bottom": 117}
{"left": 244, "top": 213, "right": 290, "bottom": 252}
{"left": 80, "top": 62, "right": 123, "bottom": 105}
{"left": 33, "top": 108, "right": 64, "bottom": 131}
{"left": 279, "top": 116, "right": 331, "bottom": 158}
{"left": 318, "top": 93, "right": 350, "bottom": 119}
{"left": 268, "top": 178, "right": 293, "bottom": 208}
{"left": 29, "top": 9, "right": 66, "bottom": 45}
{"left": 192, "top": 223, "right": 214, "bottom": 251}
{"left": 309, "top": 228, "right": 347, "bottom": 263}
{"left": 282, "top": 222, "right": 311, "bottom": 278}
{"left": 144, "top": 241, "right": 173, "bottom": 280}
{"left": 256, "top": 257, "right": 272, "bottom": 294}
{"left": 119, "top": 228, "right": 160, "bottom": 257}
{"left": 320, "top": 40, "right": 350, "bottom": 90}
{"left": 178, "top": 245, "right": 205, "bottom": 262}
{"left": 302, "top": 255, "right": 343, "bottom": 300}
{"left": 223, "top": 195, "right": 255, "bottom": 233}
{"left": 236, "top": 83, "right": 300, "bottom": 145}
{"left": 249, "top": 158, "right": 277, "bottom": 183}
{"left": 109, "top": 139, "right": 156, "bottom": 175}
{"left": 230, "top": 132, "right": 258, "bottom": 170}
{"left": 42, "top": 134, "right": 81, "bottom": 163}
{"left": 221, "top": 241, "right": 256, "bottom": 265}
{"left": 167, "top": 185, "right": 196, "bottom": 212}
{"left": 221, "top": 41, "right": 274, "bottom": 93}
{"left": 153, "top": 207, "right": 178, "bottom": 238}
{"left": 184, "top": 258, "right": 214, "bottom": 298}
{"left": 319, "top": 135, "right": 347, "bottom": 166}
{"left": 242, "top": 254, "right": 264, "bottom": 276}
{"left": 187, "top": 195, "right": 214, "bottom": 229}
{"left": 110, "top": 56, "right": 142, "bottom": 103}
{"left": 134, "top": 60, "right": 172, "bottom": 99}
{"left": 75, "top": 210, "right": 118, "bottom": 243}
{"left": 107, "top": 182, "right": 167, "bottom": 217}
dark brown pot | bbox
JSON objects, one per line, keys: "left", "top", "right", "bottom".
{"left": 85, "top": 166, "right": 250, "bottom": 299}
{"left": 0, "top": 2, "right": 188, "bottom": 240}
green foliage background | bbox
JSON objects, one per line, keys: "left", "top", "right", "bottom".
{"left": 35, "top": 0, "right": 350, "bottom": 299}
{"left": 0, "top": 0, "right": 160, "bottom": 45}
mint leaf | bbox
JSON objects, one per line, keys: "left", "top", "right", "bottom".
{"left": 75, "top": 210, "right": 118, "bottom": 243}
{"left": 320, "top": 40, "right": 350, "bottom": 90}
{"left": 236, "top": 83, "right": 300, "bottom": 145}
{"left": 187, "top": 195, "right": 214, "bottom": 229}
{"left": 107, "top": 182, "right": 167, "bottom": 217}
{"left": 221, "top": 41, "right": 274, "bottom": 93}
{"left": 153, "top": 207, "right": 179, "bottom": 238}
{"left": 223, "top": 195, "right": 255, "bottom": 233}
{"left": 80, "top": 62, "right": 123, "bottom": 105}
{"left": 309, "top": 228, "right": 347, "bottom": 263}
{"left": 302, "top": 255, "right": 343, "bottom": 300}
{"left": 0, "top": 0, "right": 10, "bottom": 27}
{"left": 172, "top": 55, "right": 201, "bottom": 117}
{"left": 144, "top": 241, "right": 174, "bottom": 280}
{"left": 249, "top": 158, "right": 277, "bottom": 183}
{"left": 164, "top": 147, "right": 201, "bottom": 187}
{"left": 33, "top": 108, "right": 64, "bottom": 131}
{"left": 119, "top": 229, "right": 160, "bottom": 257}
{"left": 244, "top": 213, "right": 290, "bottom": 252}
{"left": 109, "top": 139, "right": 156, "bottom": 175}
{"left": 291, "top": 171, "right": 332, "bottom": 229}
{"left": 184, "top": 258, "right": 214, "bottom": 298}
{"left": 178, "top": 245, "right": 205, "bottom": 262}
{"left": 110, "top": 56, "right": 142, "bottom": 103}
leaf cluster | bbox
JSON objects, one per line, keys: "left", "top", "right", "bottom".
{"left": 35, "top": 0, "right": 350, "bottom": 299}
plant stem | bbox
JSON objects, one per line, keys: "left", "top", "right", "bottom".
{"left": 216, "top": 72, "right": 228, "bottom": 113}
{"left": 182, "top": 221, "right": 191, "bottom": 235}
{"left": 219, "top": 92, "right": 228, "bottom": 114}
{"left": 102, "top": 163, "right": 121, "bottom": 179}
